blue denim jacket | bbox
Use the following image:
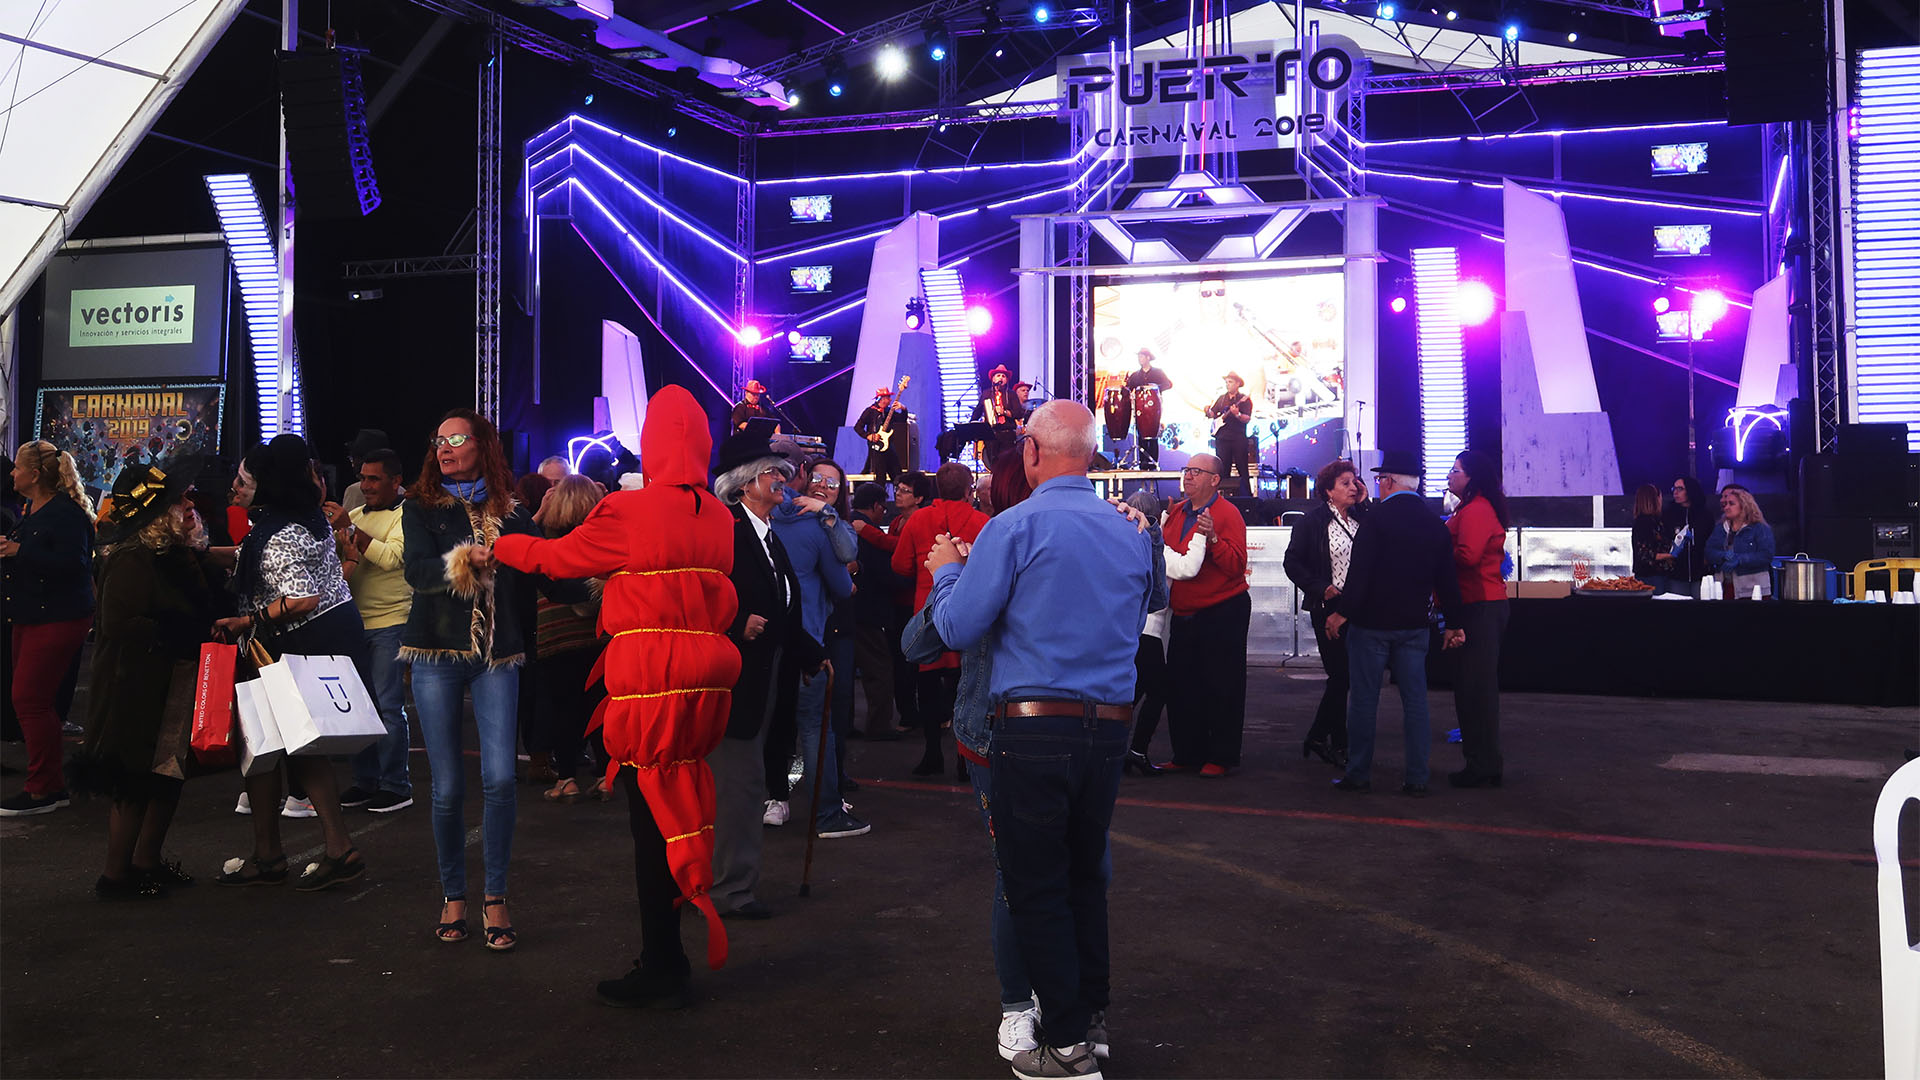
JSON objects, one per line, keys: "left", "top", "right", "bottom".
{"left": 1704, "top": 520, "right": 1776, "bottom": 576}
{"left": 900, "top": 517, "right": 1167, "bottom": 760}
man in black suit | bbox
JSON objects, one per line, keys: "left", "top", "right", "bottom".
{"left": 708, "top": 432, "right": 825, "bottom": 919}
{"left": 1325, "top": 451, "right": 1465, "bottom": 796}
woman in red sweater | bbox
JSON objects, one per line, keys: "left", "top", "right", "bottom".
{"left": 1443, "top": 450, "right": 1509, "bottom": 789}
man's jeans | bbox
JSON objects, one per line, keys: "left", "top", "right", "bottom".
{"left": 1343, "top": 625, "right": 1432, "bottom": 788}
{"left": 990, "top": 712, "right": 1127, "bottom": 1050}
{"left": 410, "top": 657, "right": 520, "bottom": 898}
{"left": 350, "top": 624, "right": 411, "bottom": 796}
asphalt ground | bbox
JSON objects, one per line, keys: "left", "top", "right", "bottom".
{"left": 2, "top": 662, "right": 1915, "bottom": 1079}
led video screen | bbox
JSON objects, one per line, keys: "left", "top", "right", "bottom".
{"left": 789, "top": 195, "right": 832, "bottom": 223}
{"left": 790, "top": 265, "right": 833, "bottom": 292}
{"left": 1651, "top": 142, "right": 1709, "bottom": 175}
{"left": 789, "top": 334, "right": 831, "bottom": 362}
{"left": 1093, "top": 273, "right": 1346, "bottom": 474}
{"left": 1653, "top": 224, "right": 1712, "bottom": 256}
{"left": 40, "top": 244, "right": 230, "bottom": 381}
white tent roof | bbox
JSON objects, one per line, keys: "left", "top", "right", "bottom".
{"left": 0, "top": 0, "right": 244, "bottom": 315}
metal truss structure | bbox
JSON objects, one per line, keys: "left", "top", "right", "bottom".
{"left": 1065, "top": 107, "right": 1093, "bottom": 405}
{"left": 759, "top": 99, "right": 1061, "bottom": 137}
{"left": 733, "top": 136, "right": 756, "bottom": 398}
{"left": 477, "top": 26, "right": 503, "bottom": 422}
{"left": 342, "top": 254, "right": 477, "bottom": 279}
{"left": 1806, "top": 114, "right": 1844, "bottom": 453}
{"left": 1366, "top": 51, "right": 1726, "bottom": 93}
{"left": 736, "top": 0, "right": 995, "bottom": 91}
{"left": 1527, "top": 0, "right": 1655, "bottom": 14}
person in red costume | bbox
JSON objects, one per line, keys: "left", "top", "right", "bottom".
{"left": 491, "top": 386, "right": 741, "bottom": 1010}
{"left": 891, "top": 461, "right": 988, "bottom": 778}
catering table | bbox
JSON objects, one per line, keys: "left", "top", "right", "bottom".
{"left": 1482, "top": 597, "right": 1920, "bottom": 706}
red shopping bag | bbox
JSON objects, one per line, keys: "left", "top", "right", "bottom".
{"left": 190, "top": 642, "right": 239, "bottom": 765}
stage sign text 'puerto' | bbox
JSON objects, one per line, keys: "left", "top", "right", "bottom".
{"left": 1059, "top": 41, "right": 1355, "bottom": 157}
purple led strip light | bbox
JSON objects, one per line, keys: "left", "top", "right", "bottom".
{"left": 530, "top": 143, "right": 745, "bottom": 261}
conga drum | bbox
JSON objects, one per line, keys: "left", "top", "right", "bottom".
{"left": 1102, "top": 387, "right": 1133, "bottom": 442}
{"left": 1132, "top": 385, "right": 1163, "bottom": 442}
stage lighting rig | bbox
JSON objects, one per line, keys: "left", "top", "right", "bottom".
{"left": 926, "top": 21, "right": 952, "bottom": 62}
{"left": 1377, "top": 2, "right": 1396, "bottom": 18}
{"left": 1032, "top": 4, "right": 1051, "bottom": 24}
{"left": 875, "top": 44, "right": 908, "bottom": 80}
{"left": 904, "top": 296, "right": 926, "bottom": 330}
{"left": 825, "top": 56, "right": 849, "bottom": 97}
{"left": 1504, "top": 23, "right": 1520, "bottom": 41}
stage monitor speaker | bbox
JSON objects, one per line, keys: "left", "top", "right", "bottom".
{"left": 1723, "top": 0, "right": 1827, "bottom": 125}
{"left": 1801, "top": 453, "right": 1919, "bottom": 518}
{"left": 278, "top": 47, "right": 381, "bottom": 217}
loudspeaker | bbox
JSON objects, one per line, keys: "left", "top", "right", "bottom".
{"left": 1723, "top": 0, "right": 1827, "bottom": 125}
{"left": 1838, "top": 422, "right": 1910, "bottom": 457}
{"left": 279, "top": 47, "right": 381, "bottom": 217}
{"left": 1801, "top": 453, "right": 1919, "bottom": 518}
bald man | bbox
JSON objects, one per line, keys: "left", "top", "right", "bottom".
{"left": 925, "top": 401, "right": 1160, "bottom": 1078}
{"left": 1162, "top": 452, "right": 1251, "bottom": 777}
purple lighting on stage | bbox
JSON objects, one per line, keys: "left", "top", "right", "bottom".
{"left": 1653, "top": 296, "right": 1671, "bottom": 314}
{"left": 1691, "top": 289, "right": 1729, "bottom": 327}
{"left": 1389, "top": 296, "right": 1408, "bottom": 314}
{"left": 735, "top": 325, "right": 765, "bottom": 346}
{"left": 1457, "top": 281, "right": 1496, "bottom": 325}
{"left": 967, "top": 305, "right": 993, "bottom": 335}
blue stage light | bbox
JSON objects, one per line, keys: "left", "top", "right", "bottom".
{"left": 1504, "top": 23, "right": 1519, "bottom": 41}
{"left": 1033, "top": 4, "right": 1050, "bottom": 23}
{"left": 1378, "top": 3, "right": 1396, "bottom": 19}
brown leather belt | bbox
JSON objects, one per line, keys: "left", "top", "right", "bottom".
{"left": 994, "top": 700, "right": 1132, "bottom": 722}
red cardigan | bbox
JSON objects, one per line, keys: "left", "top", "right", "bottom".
{"left": 1165, "top": 494, "right": 1250, "bottom": 615}
{"left": 1447, "top": 496, "right": 1506, "bottom": 604}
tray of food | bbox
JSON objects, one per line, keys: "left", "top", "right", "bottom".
{"left": 1575, "top": 576, "right": 1657, "bottom": 596}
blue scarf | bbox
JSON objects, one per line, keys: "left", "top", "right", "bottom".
{"left": 446, "top": 477, "right": 488, "bottom": 505}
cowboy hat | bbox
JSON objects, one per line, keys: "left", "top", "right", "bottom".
{"left": 743, "top": 380, "right": 768, "bottom": 395}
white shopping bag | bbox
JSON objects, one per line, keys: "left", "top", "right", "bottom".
{"left": 257, "top": 654, "right": 385, "bottom": 756}
{"left": 235, "top": 678, "right": 286, "bottom": 777}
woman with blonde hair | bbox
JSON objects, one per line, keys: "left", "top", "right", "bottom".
{"left": 530, "top": 474, "right": 610, "bottom": 802}
{"left": 1705, "top": 484, "right": 1776, "bottom": 597}
{"left": 0, "top": 442, "right": 97, "bottom": 816}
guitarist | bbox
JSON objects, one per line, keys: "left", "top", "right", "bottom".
{"left": 1206, "top": 371, "right": 1255, "bottom": 495}
{"left": 857, "top": 384, "right": 909, "bottom": 482}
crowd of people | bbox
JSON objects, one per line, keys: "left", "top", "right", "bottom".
{"left": 0, "top": 398, "right": 1791, "bottom": 1079}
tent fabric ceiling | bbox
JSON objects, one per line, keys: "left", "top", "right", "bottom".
{"left": 0, "top": 0, "right": 244, "bottom": 315}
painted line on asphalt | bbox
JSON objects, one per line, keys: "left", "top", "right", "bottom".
{"left": 1110, "top": 830, "right": 1763, "bottom": 1080}
{"left": 857, "top": 779, "right": 1883, "bottom": 864}
{"left": 1659, "top": 753, "right": 1892, "bottom": 780}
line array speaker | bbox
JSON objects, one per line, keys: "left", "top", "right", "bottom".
{"left": 278, "top": 47, "right": 381, "bottom": 218}
{"left": 1723, "top": 0, "right": 1829, "bottom": 125}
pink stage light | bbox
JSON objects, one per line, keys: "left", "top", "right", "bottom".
{"left": 1652, "top": 296, "right": 1671, "bottom": 314}
{"left": 735, "top": 325, "right": 764, "bottom": 346}
{"left": 787, "top": 329, "right": 803, "bottom": 344}
{"left": 1691, "top": 289, "right": 1729, "bottom": 326}
{"left": 1456, "top": 280, "right": 1496, "bottom": 325}
{"left": 967, "top": 305, "right": 993, "bottom": 335}
{"left": 1389, "top": 296, "right": 1407, "bottom": 313}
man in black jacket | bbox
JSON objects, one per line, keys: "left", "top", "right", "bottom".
{"left": 1325, "top": 451, "right": 1465, "bottom": 796}
{"left": 708, "top": 432, "right": 824, "bottom": 919}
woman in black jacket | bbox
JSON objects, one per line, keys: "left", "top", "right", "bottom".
{"left": 1656, "top": 476, "right": 1714, "bottom": 590}
{"left": 1281, "top": 459, "right": 1369, "bottom": 767}
{"left": 0, "top": 441, "right": 97, "bottom": 816}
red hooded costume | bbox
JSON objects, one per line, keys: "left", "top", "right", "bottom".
{"left": 492, "top": 386, "right": 741, "bottom": 968}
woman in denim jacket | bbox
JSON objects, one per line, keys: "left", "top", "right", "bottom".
{"left": 1704, "top": 484, "right": 1776, "bottom": 597}
{"left": 900, "top": 454, "right": 1163, "bottom": 1064}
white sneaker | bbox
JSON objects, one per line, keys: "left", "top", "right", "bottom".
{"left": 1087, "top": 1010, "right": 1109, "bottom": 1059}
{"left": 234, "top": 791, "right": 252, "bottom": 815}
{"left": 998, "top": 1007, "right": 1041, "bottom": 1061}
{"left": 281, "top": 795, "right": 317, "bottom": 819}
{"left": 762, "top": 799, "right": 790, "bottom": 826}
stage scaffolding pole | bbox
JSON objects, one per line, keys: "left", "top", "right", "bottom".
{"left": 734, "top": 137, "right": 756, "bottom": 399}
{"left": 477, "top": 23, "right": 503, "bottom": 421}
{"left": 277, "top": 0, "right": 299, "bottom": 435}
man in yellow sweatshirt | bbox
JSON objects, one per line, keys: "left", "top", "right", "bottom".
{"left": 328, "top": 448, "right": 414, "bottom": 813}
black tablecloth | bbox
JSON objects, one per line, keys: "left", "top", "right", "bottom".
{"left": 1470, "top": 598, "right": 1920, "bottom": 706}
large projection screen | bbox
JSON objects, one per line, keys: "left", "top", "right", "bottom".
{"left": 40, "top": 244, "right": 230, "bottom": 381}
{"left": 1093, "top": 273, "right": 1347, "bottom": 475}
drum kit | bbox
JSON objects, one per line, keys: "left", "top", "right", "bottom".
{"left": 1101, "top": 385, "right": 1162, "bottom": 467}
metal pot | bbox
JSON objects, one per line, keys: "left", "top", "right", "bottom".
{"left": 1778, "top": 553, "right": 1829, "bottom": 603}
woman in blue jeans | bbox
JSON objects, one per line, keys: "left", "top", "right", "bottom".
{"left": 400, "top": 409, "right": 578, "bottom": 951}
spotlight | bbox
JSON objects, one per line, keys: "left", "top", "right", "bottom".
{"left": 1504, "top": 23, "right": 1519, "bottom": 41}
{"left": 875, "top": 44, "right": 908, "bottom": 80}
{"left": 825, "top": 56, "right": 848, "bottom": 97}
{"left": 1691, "top": 289, "right": 1729, "bottom": 326}
{"left": 904, "top": 296, "right": 926, "bottom": 331}
{"left": 735, "top": 325, "right": 764, "bottom": 346}
{"left": 967, "top": 305, "right": 993, "bottom": 335}
{"left": 583, "top": 92, "right": 595, "bottom": 104}
{"left": 666, "top": 127, "right": 678, "bottom": 137}
{"left": 786, "top": 87, "right": 801, "bottom": 105}
{"left": 1445, "top": 9, "right": 1458, "bottom": 19}
{"left": 995, "top": 48, "right": 1004, "bottom": 57}
{"left": 1653, "top": 296, "right": 1670, "bottom": 314}
{"left": 1566, "top": 31, "right": 1578, "bottom": 42}
{"left": 1032, "top": 3, "right": 1050, "bottom": 23}
{"left": 1456, "top": 280, "right": 1496, "bottom": 325}
{"left": 787, "top": 329, "right": 803, "bottom": 345}
{"left": 926, "top": 22, "right": 951, "bottom": 62}
{"left": 1389, "top": 296, "right": 1407, "bottom": 314}
{"left": 1378, "top": 2, "right": 1396, "bottom": 18}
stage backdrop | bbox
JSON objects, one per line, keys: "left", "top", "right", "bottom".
{"left": 34, "top": 383, "right": 224, "bottom": 498}
{"left": 1093, "top": 272, "right": 1346, "bottom": 472}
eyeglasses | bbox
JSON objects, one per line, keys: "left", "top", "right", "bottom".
{"left": 1181, "top": 466, "right": 1219, "bottom": 477}
{"left": 430, "top": 433, "right": 473, "bottom": 449}
{"left": 810, "top": 475, "right": 843, "bottom": 489}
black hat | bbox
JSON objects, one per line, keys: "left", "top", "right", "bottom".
{"left": 1370, "top": 450, "right": 1424, "bottom": 477}
{"left": 96, "top": 458, "right": 202, "bottom": 546}
{"left": 714, "top": 430, "right": 796, "bottom": 477}
{"left": 345, "top": 429, "right": 390, "bottom": 462}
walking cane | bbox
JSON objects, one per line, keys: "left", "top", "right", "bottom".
{"left": 798, "top": 663, "right": 834, "bottom": 897}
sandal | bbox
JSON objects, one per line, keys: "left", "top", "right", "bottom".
{"left": 589, "top": 777, "right": 611, "bottom": 802}
{"left": 482, "top": 897, "right": 517, "bottom": 952}
{"left": 137, "top": 858, "right": 196, "bottom": 889}
{"left": 543, "top": 778, "right": 583, "bottom": 803}
{"left": 294, "top": 847, "right": 366, "bottom": 892}
{"left": 435, "top": 896, "right": 469, "bottom": 942}
{"left": 215, "top": 853, "right": 289, "bottom": 887}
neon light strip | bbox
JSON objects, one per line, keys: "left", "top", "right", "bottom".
{"left": 1851, "top": 45, "right": 1920, "bottom": 450}
{"left": 1727, "top": 406, "right": 1785, "bottom": 462}
{"left": 529, "top": 142, "right": 745, "bottom": 262}
{"left": 1413, "top": 246, "right": 1468, "bottom": 486}
{"left": 556, "top": 179, "right": 740, "bottom": 334}
{"left": 206, "top": 173, "right": 290, "bottom": 435}
{"left": 1767, "top": 154, "right": 1792, "bottom": 217}
{"left": 921, "top": 266, "right": 978, "bottom": 430}
{"left": 528, "top": 114, "right": 747, "bottom": 184}
{"left": 759, "top": 138, "right": 1100, "bottom": 186}
{"left": 562, "top": 222, "right": 737, "bottom": 406}
{"left": 1467, "top": 229, "right": 1755, "bottom": 311}
{"left": 794, "top": 256, "right": 971, "bottom": 330}
{"left": 1368, "top": 165, "right": 1761, "bottom": 217}
{"left": 1361, "top": 119, "right": 1724, "bottom": 149}
{"left": 567, "top": 434, "right": 617, "bottom": 473}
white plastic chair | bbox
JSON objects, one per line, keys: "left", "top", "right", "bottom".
{"left": 1875, "top": 757, "right": 1920, "bottom": 1080}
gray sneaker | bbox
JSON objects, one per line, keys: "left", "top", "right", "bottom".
{"left": 1010, "top": 1043, "right": 1102, "bottom": 1080}
{"left": 1086, "top": 1012, "right": 1109, "bottom": 1059}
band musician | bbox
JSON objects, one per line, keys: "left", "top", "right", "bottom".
{"left": 1206, "top": 372, "right": 1255, "bottom": 494}
{"left": 856, "top": 385, "right": 910, "bottom": 483}
{"left": 970, "top": 364, "right": 1027, "bottom": 463}
{"left": 730, "top": 380, "right": 776, "bottom": 433}
{"left": 1126, "top": 349, "right": 1174, "bottom": 468}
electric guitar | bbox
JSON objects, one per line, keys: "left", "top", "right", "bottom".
{"left": 866, "top": 375, "right": 911, "bottom": 451}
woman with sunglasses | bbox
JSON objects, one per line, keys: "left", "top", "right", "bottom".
{"left": 400, "top": 410, "right": 569, "bottom": 950}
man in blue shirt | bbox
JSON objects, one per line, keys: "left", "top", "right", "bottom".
{"left": 926, "top": 401, "right": 1157, "bottom": 1080}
